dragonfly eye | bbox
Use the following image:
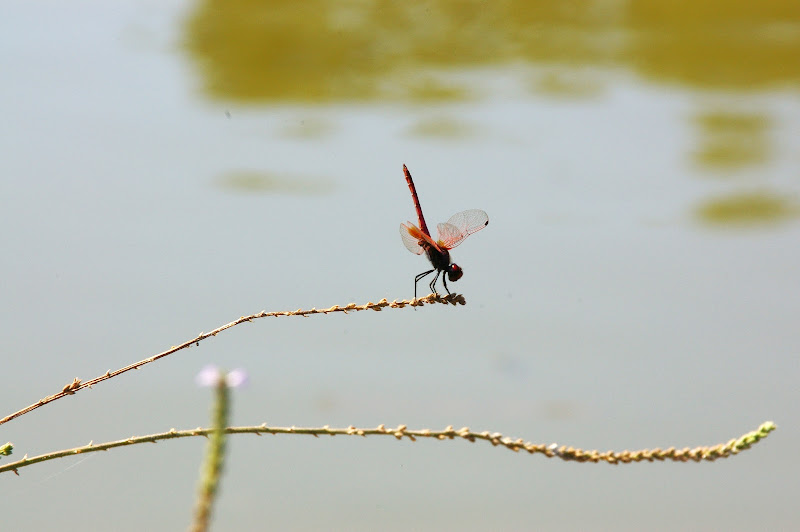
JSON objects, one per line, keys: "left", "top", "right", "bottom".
{"left": 448, "top": 264, "right": 463, "bottom": 282}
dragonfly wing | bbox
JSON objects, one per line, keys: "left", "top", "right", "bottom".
{"left": 436, "top": 222, "right": 464, "bottom": 249}
{"left": 400, "top": 223, "right": 425, "bottom": 255}
{"left": 437, "top": 209, "right": 489, "bottom": 249}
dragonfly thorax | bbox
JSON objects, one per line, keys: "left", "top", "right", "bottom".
{"left": 424, "top": 244, "right": 463, "bottom": 282}
{"left": 423, "top": 243, "right": 452, "bottom": 272}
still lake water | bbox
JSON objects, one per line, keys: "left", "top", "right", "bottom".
{"left": 2, "top": 1, "right": 799, "bottom": 530}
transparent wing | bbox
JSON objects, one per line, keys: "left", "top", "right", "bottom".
{"left": 400, "top": 223, "right": 425, "bottom": 255}
{"left": 436, "top": 209, "right": 489, "bottom": 249}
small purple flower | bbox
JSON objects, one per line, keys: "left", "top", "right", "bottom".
{"left": 225, "top": 368, "right": 248, "bottom": 388}
{"left": 196, "top": 365, "right": 248, "bottom": 388}
{"left": 196, "top": 365, "right": 222, "bottom": 387}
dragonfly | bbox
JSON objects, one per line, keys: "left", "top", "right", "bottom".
{"left": 399, "top": 164, "right": 489, "bottom": 299}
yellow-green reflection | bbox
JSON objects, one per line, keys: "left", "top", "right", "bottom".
{"left": 216, "top": 171, "right": 335, "bottom": 195}
{"left": 692, "top": 110, "right": 770, "bottom": 170}
{"left": 184, "top": 0, "right": 800, "bottom": 103}
{"left": 696, "top": 191, "right": 799, "bottom": 225}
{"left": 624, "top": 0, "right": 800, "bottom": 90}
{"left": 406, "top": 115, "right": 475, "bottom": 139}
{"left": 278, "top": 117, "right": 334, "bottom": 139}
{"left": 531, "top": 69, "right": 605, "bottom": 98}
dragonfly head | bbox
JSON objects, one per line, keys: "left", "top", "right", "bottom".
{"left": 447, "top": 263, "right": 463, "bottom": 282}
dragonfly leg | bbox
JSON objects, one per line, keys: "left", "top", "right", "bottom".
{"left": 429, "top": 270, "right": 441, "bottom": 296}
{"left": 414, "top": 269, "right": 435, "bottom": 300}
{"left": 441, "top": 272, "right": 451, "bottom": 296}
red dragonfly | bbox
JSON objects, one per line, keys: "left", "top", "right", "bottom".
{"left": 400, "top": 164, "right": 489, "bottom": 299}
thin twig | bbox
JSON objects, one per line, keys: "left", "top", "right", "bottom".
{"left": 0, "top": 294, "right": 464, "bottom": 427}
{"left": 0, "top": 421, "right": 775, "bottom": 475}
